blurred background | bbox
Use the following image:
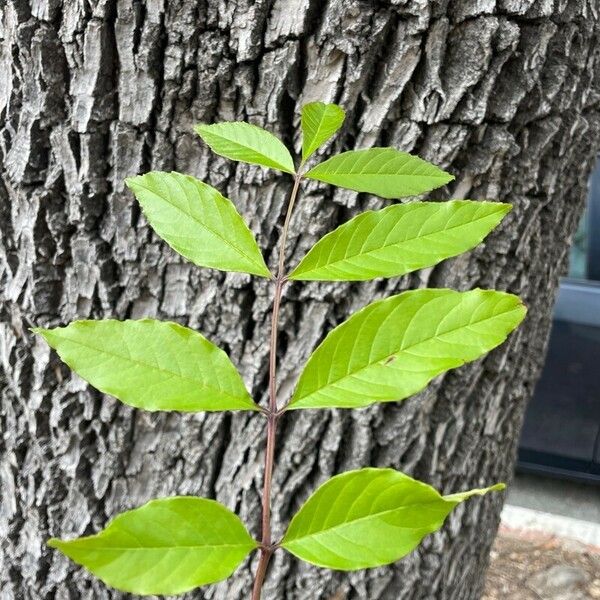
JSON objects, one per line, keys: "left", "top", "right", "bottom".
{"left": 484, "top": 163, "right": 600, "bottom": 599}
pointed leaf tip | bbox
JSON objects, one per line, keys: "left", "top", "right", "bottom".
{"left": 281, "top": 469, "right": 507, "bottom": 571}
{"left": 289, "top": 201, "right": 513, "bottom": 281}
{"left": 48, "top": 496, "right": 257, "bottom": 595}
{"left": 444, "top": 482, "right": 506, "bottom": 503}
{"left": 36, "top": 319, "right": 258, "bottom": 412}
{"left": 126, "top": 171, "right": 271, "bottom": 277}
{"left": 288, "top": 288, "right": 526, "bottom": 410}
{"left": 195, "top": 121, "right": 295, "bottom": 174}
{"left": 305, "top": 147, "right": 454, "bottom": 199}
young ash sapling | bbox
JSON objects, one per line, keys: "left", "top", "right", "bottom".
{"left": 35, "top": 102, "right": 526, "bottom": 598}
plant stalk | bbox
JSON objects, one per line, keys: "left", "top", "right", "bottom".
{"left": 251, "top": 172, "right": 302, "bottom": 600}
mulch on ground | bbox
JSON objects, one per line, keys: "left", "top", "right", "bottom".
{"left": 484, "top": 526, "right": 600, "bottom": 600}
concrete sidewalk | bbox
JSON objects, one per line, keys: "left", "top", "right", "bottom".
{"left": 484, "top": 473, "right": 600, "bottom": 600}
{"left": 503, "top": 473, "right": 600, "bottom": 546}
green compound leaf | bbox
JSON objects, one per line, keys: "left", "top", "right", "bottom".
{"left": 305, "top": 148, "right": 454, "bottom": 199}
{"left": 289, "top": 201, "right": 511, "bottom": 281}
{"left": 48, "top": 496, "right": 258, "bottom": 595}
{"left": 33, "top": 319, "right": 257, "bottom": 412}
{"left": 301, "top": 102, "right": 345, "bottom": 161}
{"left": 195, "top": 121, "right": 295, "bottom": 174}
{"left": 126, "top": 171, "right": 271, "bottom": 278}
{"left": 288, "top": 289, "right": 526, "bottom": 410}
{"left": 281, "top": 468, "right": 504, "bottom": 570}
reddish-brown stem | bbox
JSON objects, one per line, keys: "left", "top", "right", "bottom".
{"left": 251, "top": 545, "right": 273, "bottom": 600}
{"left": 276, "top": 173, "right": 302, "bottom": 278}
{"left": 268, "top": 278, "right": 285, "bottom": 414}
{"left": 251, "top": 171, "right": 303, "bottom": 600}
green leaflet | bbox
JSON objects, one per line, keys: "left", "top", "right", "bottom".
{"left": 49, "top": 496, "right": 258, "bottom": 595}
{"left": 33, "top": 319, "right": 257, "bottom": 412}
{"left": 37, "top": 98, "right": 528, "bottom": 595}
{"left": 443, "top": 485, "right": 507, "bottom": 503}
{"left": 195, "top": 121, "right": 295, "bottom": 174}
{"left": 288, "top": 289, "right": 526, "bottom": 410}
{"left": 301, "top": 102, "right": 345, "bottom": 161}
{"left": 289, "top": 201, "right": 511, "bottom": 281}
{"left": 305, "top": 148, "right": 454, "bottom": 198}
{"left": 281, "top": 468, "right": 504, "bottom": 570}
{"left": 126, "top": 171, "right": 271, "bottom": 277}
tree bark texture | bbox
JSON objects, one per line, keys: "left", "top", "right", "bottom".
{"left": 2, "top": 1, "right": 600, "bottom": 599}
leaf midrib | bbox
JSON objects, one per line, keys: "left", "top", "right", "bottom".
{"left": 133, "top": 179, "right": 267, "bottom": 273}
{"left": 52, "top": 331, "right": 251, "bottom": 406}
{"left": 304, "top": 109, "right": 332, "bottom": 156}
{"left": 310, "top": 170, "right": 449, "bottom": 179}
{"left": 308, "top": 149, "right": 448, "bottom": 179}
{"left": 61, "top": 541, "right": 255, "bottom": 551}
{"left": 283, "top": 496, "right": 448, "bottom": 546}
{"left": 204, "top": 128, "right": 293, "bottom": 173}
{"left": 211, "top": 137, "right": 286, "bottom": 170}
{"left": 294, "top": 299, "right": 520, "bottom": 403}
{"left": 295, "top": 209, "right": 503, "bottom": 276}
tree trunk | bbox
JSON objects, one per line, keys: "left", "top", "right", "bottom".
{"left": 2, "top": 1, "right": 599, "bottom": 598}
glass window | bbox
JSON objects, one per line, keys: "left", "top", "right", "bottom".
{"left": 568, "top": 159, "right": 600, "bottom": 282}
{"left": 568, "top": 206, "right": 588, "bottom": 279}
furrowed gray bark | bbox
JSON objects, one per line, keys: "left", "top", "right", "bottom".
{"left": 2, "top": 1, "right": 600, "bottom": 599}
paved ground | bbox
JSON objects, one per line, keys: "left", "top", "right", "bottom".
{"left": 485, "top": 527, "right": 600, "bottom": 599}
{"left": 507, "top": 473, "right": 600, "bottom": 526}
{"left": 484, "top": 473, "right": 599, "bottom": 599}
